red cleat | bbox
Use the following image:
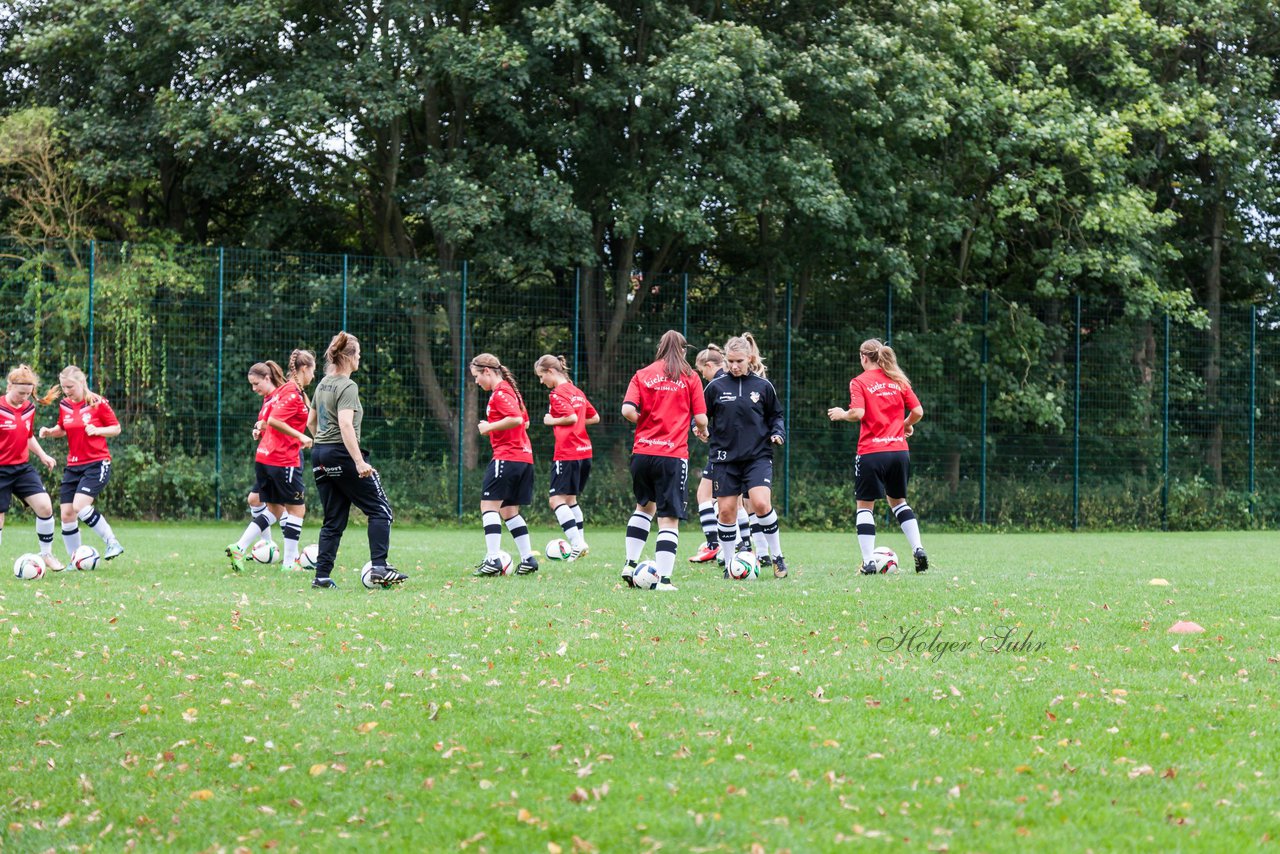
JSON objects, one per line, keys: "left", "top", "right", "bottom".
{"left": 688, "top": 543, "right": 721, "bottom": 563}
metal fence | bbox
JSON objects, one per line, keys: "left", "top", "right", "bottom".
{"left": 0, "top": 239, "right": 1275, "bottom": 529}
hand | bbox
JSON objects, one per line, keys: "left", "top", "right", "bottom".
{"left": 251, "top": 427, "right": 261, "bottom": 440}
{"left": 300, "top": 434, "right": 314, "bottom": 449}
{"left": 39, "top": 453, "right": 56, "bottom": 471}
{"left": 543, "top": 413, "right": 554, "bottom": 426}
{"left": 84, "top": 424, "right": 100, "bottom": 437}
{"left": 477, "top": 421, "right": 491, "bottom": 436}
{"left": 827, "top": 407, "right": 847, "bottom": 422}
{"left": 770, "top": 434, "right": 784, "bottom": 445}
{"left": 904, "top": 424, "right": 914, "bottom": 438}
{"left": 356, "top": 460, "right": 375, "bottom": 478}
{"left": 693, "top": 425, "right": 708, "bottom": 442}
{"left": 38, "top": 426, "right": 53, "bottom": 438}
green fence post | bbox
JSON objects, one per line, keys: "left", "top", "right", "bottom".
{"left": 342, "top": 254, "right": 349, "bottom": 330}
{"left": 1249, "top": 304, "right": 1256, "bottom": 520}
{"left": 681, "top": 273, "right": 688, "bottom": 340}
{"left": 980, "top": 290, "right": 989, "bottom": 525}
{"left": 87, "top": 240, "right": 95, "bottom": 387}
{"left": 215, "top": 247, "right": 225, "bottom": 521}
{"left": 784, "top": 280, "right": 792, "bottom": 517}
{"left": 1072, "top": 294, "right": 1081, "bottom": 531}
{"left": 456, "top": 261, "right": 468, "bottom": 519}
{"left": 1161, "top": 312, "right": 1170, "bottom": 530}
{"left": 573, "top": 267, "right": 581, "bottom": 380}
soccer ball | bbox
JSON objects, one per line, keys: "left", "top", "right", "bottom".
{"left": 299, "top": 544, "right": 319, "bottom": 569}
{"left": 545, "top": 538, "right": 573, "bottom": 561}
{"left": 360, "top": 561, "right": 381, "bottom": 589}
{"left": 13, "top": 553, "right": 45, "bottom": 580}
{"left": 72, "top": 545, "right": 101, "bottom": 571}
{"left": 250, "top": 540, "right": 279, "bottom": 564}
{"left": 494, "top": 550, "right": 514, "bottom": 576}
{"left": 631, "top": 560, "right": 662, "bottom": 590}
{"left": 871, "top": 547, "right": 899, "bottom": 574}
{"left": 728, "top": 551, "right": 759, "bottom": 580}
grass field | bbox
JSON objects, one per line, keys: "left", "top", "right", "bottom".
{"left": 1, "top": 524, "right": 1276, "bottom": 852}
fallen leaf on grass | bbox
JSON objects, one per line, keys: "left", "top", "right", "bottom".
{"left": 355, "top": 722, "right": 378, "bottom": 734}
{"left": 189, "top": 790, "right": 213, "bottom": 801}
{"left": 1149, "top": 578, "right": 1170, "bottom": 586}
{"left": 309, "top": 764, "right": 327, "bottom": 777}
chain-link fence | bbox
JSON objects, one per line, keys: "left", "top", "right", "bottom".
{"left": 1, "top": 239, "right": 1275, "bottom": 529}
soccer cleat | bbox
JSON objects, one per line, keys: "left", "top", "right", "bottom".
{"left": 515, "top": 555, "right": 539, "bottom": 576}
{"left": 473, "top": 556, "right": 506, "bottom": 577}
{"left": 734, "top": 539, "right": 753, "bottom": 554}
{"left": 860, "top": 560, "right": 879, "bottom": 575}
{"left": 311, "top": 576, "right": 337, "bottom": 589}
{"left": 225, "top": 543, "right": 246, "bottom": 573}
{"left": 569, "top": 542, "right": 590, "bottom": 561}
{"left": 688, "top": 542, "right": 720, "bottom": 563}
{"left": 759, "top": 555, "right": 773, "bottom": 568}
{"left": 773, "top": 555, "right": 789, "bottom": 579}
{"left": 283, "top": 559, "right": 304, "bottom": 573}
{"left": 913, "top": 548, "right": 929, "bottom": 573}
{"left": 655, "top": 578, "right": 678, "bottom": 591}
{"left": 368, "top": 564, "right": 408, "bottom": 587}
{"left": 103, "top": 540, "right": 125, "bottom": 560}
{"left": 620, "top": 560, "right": 638, "bottom": 587}
{"left": 41, "top": 553, "right": 65, "bottom": 572}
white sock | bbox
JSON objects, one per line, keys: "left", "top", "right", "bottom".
{"left": 237, "top": 506, "right": 275, "bottom": 550}
{"left": 504, "top": 514, "right": 533, "bottom": 560}
{"left": 893, "top": 503, "right": 923, "bottom": 551}
{"left": 553, "top": 503, "right": 578, "bottom": 544}
{"left": 77, "top": 505, "right": 116, "bottom": 545}
{"left": 736, "top": 506, "right": 749, "bottom": 545}
{"left": 750, "top": 513, "right": 768, "bottom": 556}
{"left": 36, "top": 514, "right": 55, "bottom": 555}
{"left": 625, "top": 511, "right": 653, "bottom": 563}
{"left": 280, "top": 513, "right": 302, "bottom": 564}
{"left": 856, "top": 509, "right": 876, "bottom": 563}
{"left": 482, "top": 511, "right": 503, "bottom": 557}
{"left": 757, "top": 509, "right": 782, "bottom": 557}
{"left": 62, "top": 524, "right": 82, "bottom": 556}
{"left": 655, "top": 527, "right": 679, "bottom": 581}
{"left": 698, "top": 500, "right": 718, "bottom": 544}
{"left": 571, "top": 504, "right": 585, "bottom": 543}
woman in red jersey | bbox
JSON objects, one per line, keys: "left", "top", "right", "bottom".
{"left": 620, "top": 330, "right": 708, "bottom": 591}
{"left": 827, "top": 338, "right": 928, "bottom": 575}
{"left": 225, "top": 361, "right": 287, "bottom": 571}
{"left": 471, "top": 353, "right": 539, "bottom": 577}
{"left": 535, "top": 354, "right": 599, "bottom": 560}
{"left": 37, "top": 366, "right": 124, "bottom": 563}
{"left": 2, "top": 365, "right": 61, "bottom": 569}
{"left": 262, "top": 349, "right": 317, "bottom": 572}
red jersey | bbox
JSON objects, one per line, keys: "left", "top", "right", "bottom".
{"left": 0, "top": 397, "right": 36, "bottom": 466}
{"left": 848, "top": 368, "right": 920, "bottom": 455}
{"left": 486, "top": 380, "right": 533, "bottom": 463}
{"left": 548, "top": 381, "right": 597, "bottom": 461}
{"left": 624, "top": 361, "right": 706, "bottom": 458}
{"left": 58, "top": 397, "right": 118, "bottom": 464}
{"left": 258, "top": 381, "right": 309, "bottom": 467}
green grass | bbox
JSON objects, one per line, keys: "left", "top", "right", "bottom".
{"left": 1, "top": 525, "right": 1277, "bottom": 851}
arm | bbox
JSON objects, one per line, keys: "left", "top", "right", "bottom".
{"left": 28, "top": 435, "right": 56, "bottom": 470}
{"left": 84, "top": 423, "right": 121, "bottom": 439}
{"left": 585, "top": 413, "right": 601, "bottom": 426}
{"left": 543, "top": 412, "right": 578, "bottom": 427}
{"left": 903, "top": 405, "right": 924, "bottom": 437}
{"left": 767, "top": 384, "right": 785, "bottom": 444}
{"left": 337, "top": 409, "right": 371, "bottom": 476}
{"left": 827, "top": 406, "right": 863, "bottom": 423}
{"left": 268, "top": 416, "right": 314, "bottom": 448}
{"left": 38, "top": 423, "right": 65, "bottom": 439}
{"left": 479, "top": 415, "right": 524, "bottom": 435}
{"left": 621, "top": 402, "right": 639, "bottom": 424}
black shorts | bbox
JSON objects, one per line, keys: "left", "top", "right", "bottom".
{"left": 630, "top": 454, "right": 689, "bottom": 520}
{"left": 482, "top": 459, "right": 534, "bottom": 507}
{"left": 711, "top": 456, "right": 774, "bottom": 498}
{"left": 59, "top": 460, "right": 112, "bottom": 504}
{"left": 0, "top": 463, "right": 48, "bottom": 513}
{"left": 549, "top": 458, "right": 591, "bottom": 498}
{"left": 254, "top": 461, "right": 306, "bottom": 505}
{"left": 855, "top": 451, "right": 911, "bottom": 501}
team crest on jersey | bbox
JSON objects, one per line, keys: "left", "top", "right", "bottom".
{"left": 750, "top": 391, "right": 760, "bottom": 403}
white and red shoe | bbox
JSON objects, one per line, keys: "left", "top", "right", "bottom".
{"left": 688, "top": 543, "right": 721, "bottom": 563}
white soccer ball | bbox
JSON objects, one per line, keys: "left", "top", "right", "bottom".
{"left": 13, "top": 553, "right": 45, "bottom": 580}
{"left": 299, "top": 544, "right": 319, "bottom": 569}
{"left": 631, "top": 560, "right": 662, "bottom": 590}
{"left": 72, "top": 545, "right": 100, "bottom": 571}
{"left": 545, "top": 538, "right": 573, "bottom": 561}
{"left": 728, "top": 551, "right": 759, "bottom": 580}
{"left": 250, "top": 540, "right": 279, "bottom": 564}
{"left": 494, "top": 550, "right": 514, "bottom": 576}
{"left": 360, "top": 561, "right": 381, "bottom": 589}
{"left": 871, "top": 547, "right": 899, "bottom": 574}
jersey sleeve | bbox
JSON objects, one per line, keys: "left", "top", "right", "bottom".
{"left": 583, "top": 394, "right": 598, "bottom": 420}
{"left": 689, "top": 374, "right": 706, "bottom": 416}
{"left": 623, "top": 374, "right": 642, "bottom": 412}
{"left": 270, "top": 390, "right": 305, "bottom": 423}
{"left": 489, "top": 388, "right": 522, "bottom": 420}
{"left": 335, "top": 380, "right": 361, "bottom": 412}
{"left": 902, "top": 384, "right": 921, "bottom": 411}
{"left": 94, "top": 400, "right": 119, "bottom": 427}
{"left": 848, "top": 378, "right": 865, "bottom": 410}
{"left": 548, "top": 389, "right": 573, "bottom": 418}
{"left": 765, "top": 382, "right": 785, "bottom": 440}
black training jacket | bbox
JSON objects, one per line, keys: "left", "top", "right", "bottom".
{"left": 703, "top": 372, "right": 785, "bottom": 463}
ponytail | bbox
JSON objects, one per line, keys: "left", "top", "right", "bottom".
{"left": 695, "top": 343, "right": 724, "bottom": 371}
{"left": 534, "top": 354, "right": 571, "bottom": 381}
{"left": 655, "top": 330, "right": 694, "bottom": 381}
{"left": 472, "top": 353, "right": 526, "bottom": 414}
{"left": 38, "top": 365, "right": 102, "bottom": 407}
{"left": 287, "top": 348, "right": 317, "bottom": 407}
{"left": 859, "top": 338, "right": 911, "bottom": 388}
{"left": 325, "top": 331, "right": 360, "bottom": 373}
{"left": 248, "top": 360, "right": 286, "bottom": 388}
